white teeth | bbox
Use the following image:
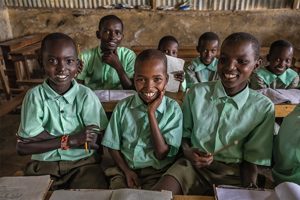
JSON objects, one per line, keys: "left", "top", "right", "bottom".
{"left": 144, "top": 93, "right": 155, "bottom": 97}
{"left": 108, "top": 42, "right": 115, "bottom": 45}
{"left": 56, "top": 75, "right": 67, "bottom": 78}
{"left": 224, "top": 74, "right": 237, "bottom": 78}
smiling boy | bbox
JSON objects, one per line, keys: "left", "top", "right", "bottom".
{"left": 152, "top": 33, "right": 275, "bottom": 195}
{"left": 16, "top": 33, "right": 108, "bottom": 190}
{"left": 250, "top": 40, "right": 300, "bottom": 89}
{"left": 77, "top": 15, "right": 136, "bottom": 90}
{"left": 184, "top": 32, "right": 220, "bottom": 88}
{"left": 101, "top": 49, "right": 182, "bottom": 189}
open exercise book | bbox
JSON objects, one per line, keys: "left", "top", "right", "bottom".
{"left": 94, "top": 90, "right": 136, "bottom": 102}
{"left": 0, "top": 175, "right": 52, "bottom": 200}
{"left": 166, "top": 55, "right": 185, "bottom": 92}
{"left": 215, "top": 182, "right": 300, "bottom": 200}
{"left": 255, "top": 88, "right": 300, "bottom": 104}
{"left": 49, "top": 189, "right": 172, "bottom": 200}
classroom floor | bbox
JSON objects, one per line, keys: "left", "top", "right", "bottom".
{"left": 0, "top": 114, "right": 32, "bottom": 177}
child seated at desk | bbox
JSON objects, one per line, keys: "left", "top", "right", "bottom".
{"left": 272, "top": 103, "right": 300, "bottom": 185}
{"left": 77, "top": 15, "right": 136, "bottom": 90}
{"left": 16, "top": 33, "right": 109, "bottom": 190}
{"left": 184, "top": 32, "right": 220, "bottom": 88}
{"left": 152, "top": 32, "right": 275, "bottom": 195}
{"left": 101, "top": 49, "right": 182, "bottom": 189}
{"left": 157, "top": 35, "right": 185, "bottom": 92}
{"left": 250, "top": 40, "right": 300, "bottom": 89}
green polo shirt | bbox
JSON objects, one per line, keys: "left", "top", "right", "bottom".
{"left": 182, "top": 80, "right": 274, "bottom": 166}
{"left": 184, "top": 57, "right": 219, "bottom": 88}
{"left": 250, "top": 67, "right": 300, "bottom": 90}
{"left": 272, "top": 104, "right": 300, "bottom": 185}
{"left": 18, "top": 78, "right": 108, "bottom": 162}
{"left": 77, "top": 46, "right": 136, "bottom": 90}
{"left": 102, "top": 93, "right": 183, "bottom": 170}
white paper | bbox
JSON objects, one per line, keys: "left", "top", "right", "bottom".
{"left": 94, "top": 90, "right": 136, "bottom": 102}
{"left": 93, "top": 90, "right": 109, "bottom": 102}
{"left": 276, "top": 89, "right": 300, "bottom": 104}
{"left": 111, "top": 189, "right": 172, "bottom": 200}
{"left": 275, "top": 182, "right": 300, "bottom": 200}
{"left": 216, "top": 187, "right": 279, "bottom": 200}
{"left": 166, "top": 55, "right": 185, "bottom": 92}
{"left": 255, "top": 88, "right": 290, "bottom": 104}
{"left": 50, "top": 190, "right": 113, "bottom": 200}
{"left": 0, "top": 175, "right": 51, "bottom": 200}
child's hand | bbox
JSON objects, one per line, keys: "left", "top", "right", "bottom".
{"left": 147, "top": 85, "right": 166, "bottom": 114}
{"left": 173, "top": 71, "right": 185, "bottom": 82}
{"left": 101, "top": 49, "right": 122, "bottom": 70}
{"left": 124, "top": 169, "right": 141, "bottom": 189}
{"left": 184, "top": 147, "right": 213, "bottom": 168}
{"left": 77, "top": 59, "right": 84, "bottom": 74}
{"left": 68, "top": 125, "right": 100, "bottom": 148}
{"left": 16, "top": 131, "right": 56, "bottom": 143}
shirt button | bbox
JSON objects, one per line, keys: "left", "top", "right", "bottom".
{"left": 60, "top": 110, "right": 64, "bottom": 113}
{"left": 134, "top": 157, "right": 137, "bottom": 160}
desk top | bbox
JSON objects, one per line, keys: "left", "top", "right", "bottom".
{"left": 0, "top": 33, "right": 48, "bottom": 51}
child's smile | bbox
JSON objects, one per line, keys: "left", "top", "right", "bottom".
{"left": 218, "top": 40, "right": 260, "bottom": 96}
{"left": 197, "top": 40, "right": 218, "bottom": 66}
{"left": 266, "top": 46, "right": 293, "bottom": 76}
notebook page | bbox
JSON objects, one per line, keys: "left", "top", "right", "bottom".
{"left": 49, "top": 190, "right": 113, "bottom": 200}
{"left": 166, "top": 55, "right": 185, "bottom": 92}
{"left": 109, "top": 90, "right": 136, "bottom": 101}
{"left": 275, "top": 182, "right": 300, "bottom": 200}
{"left": 111, "top": 189, "right": 172, "bottom": 200}
{"left": 0, "top": 175, "right": 51, "bottom": 200}
{"left": 94, "top": 90, "right": 110, "bottom": 102}
{"left": 216, "top": 187, "right": 279, "bottom": 200}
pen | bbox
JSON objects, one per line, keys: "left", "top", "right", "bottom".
{"left": 85, "top": 142, "right": 88, "bottom": 154}
{"left": 77, "top": 44, "right": 82, "bottom": 60}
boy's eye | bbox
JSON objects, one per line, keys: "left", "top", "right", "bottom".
{"left": 137, "top": 78, "right": 145, "bottom": 82}
{"left": 104, "top": 30, "right": 110, "bottom": 34}
{"left": 164, "top": 50, "right": 169, "bottom": 53}
{"left": 66, "top": 59, "right": 74, "bottom": 64}
{"left": 212, "top": 50, "right": 216, "bottom": 53}
{"left": 49, "top": 59, "right": 58, "bottom": 64}
{"left": 238, "top": 59, "right": 248, "bottom": 64}
{"left": 172, "top": 51, "right": 177, "bottom": 55}
{"left": 286, "top": 59, "right": 291, "bottom": 63}
{"left": 154, "top": 78, "right": 162, "bottom": 82}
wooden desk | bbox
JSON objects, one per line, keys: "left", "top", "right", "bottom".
{"left": 0, "top": 33, "right": 48, "bottom": 88}
{"left": 274, "top": 104, "right": 297, "bottom": 118}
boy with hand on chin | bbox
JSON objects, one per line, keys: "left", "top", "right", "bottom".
{"left": 184, "top": 32, "right": 220, "bottom": 88}
{"left": 16, "top": 33, "right": 108, "bottom": 190}
{"left": 77, "top": 15, "right": 135, "bottom": 90}
{"left": 152, "top": 33, "right": 275, "bottom": 195}
{"left": 102, "top": 49, "right": 182, "bottom": 189}
{"left": 250, "top": 40, "right": 299, "bottom": 89}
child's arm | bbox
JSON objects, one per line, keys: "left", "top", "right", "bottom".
{"left": 241, "top": 160, "right": 258, "bottom": 187}
{"left": 182, "top": 137, "right": 213, "bottom": 168}
{"left": 108, "top": 148, "right": 141, "bottom": 189}
{"left": 173, "top": 71, "right": 185, "bottom": 92}
{"left": 102, "top": 49, "right": 134, "bottom": 89}
{"left": 16, "top": 125, "right": 100, "bottom": 156}
{"left": 147, "top": 86, "right": 171, "bottom": 160}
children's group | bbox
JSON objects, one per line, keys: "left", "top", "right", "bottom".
{"left": 16, "top": 14, "right": 300, "bottom": 195}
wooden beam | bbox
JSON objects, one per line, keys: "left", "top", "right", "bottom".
{"left": 0, "top": 89, "right": 28, "bottom": 117}
{"left": 16, "top": 79, "right": 44, "bottom": 86}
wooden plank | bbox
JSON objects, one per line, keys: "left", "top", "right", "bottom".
{"left": 0, "top": 88, "right": 28, "bottom": 117}
{"left": 0, "top": 62, "right": 11, "bottom": 100}
{"left": 274, "top": 104, "right": 297, "bottom": 118}
{"left": 16, "top": 79, "right": 44, "bottom": 86}
{"left": 9, "top": 42, "right": 41, "bottom": 59}
{"left": 0, "top": 88, "right": 26, "bottom": 94}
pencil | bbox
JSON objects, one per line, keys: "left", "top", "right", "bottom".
{"left": 210, "top": 140, "right": 238, "bottom": 157}
{"left": 88, "top": 142, "right": 91, "bottom": 153}
{"left": 77, "top": 44, "right": 82, "bottom": 60}
{"left": 85, "top": 142, "right": 88, "bottom": 154}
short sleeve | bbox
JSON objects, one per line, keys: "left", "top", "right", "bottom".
{"left": 287, "top": 74, "right": 300, "bottom": 89}
{"left": 249, "top": 72, "right": 267, "bottom": 90}
{"left": 243, "top": 102, "right": 275, "bottom": 166}
{"left": 123, "top": 49, "right": 136, "bottom": 79}
{"left": 184, "top": 63, "right": 199, "bottom": 88}
{"left": 160, "top": 103, "right": 183, "bottom": 157}
{"left": 81, "top": 90, "right": 108, "bottom": 131}
{"left": 18, "top": 90, "right": 45, "bottom": 138}
{"left": 101, "top": 104, "right": 122, "bottom": 150}
{"left": 182, "top": 90, "right": 194, "bottom": 139}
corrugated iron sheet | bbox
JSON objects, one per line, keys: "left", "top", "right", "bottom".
{"left": 0, "top": 0, "right": 296, "bottom": 10}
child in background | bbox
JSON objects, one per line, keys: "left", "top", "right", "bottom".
{"left": 102, "top": 49, "right": 182, "bottom": 189}
{"left": 250, "top": 40, "right": 300, "bottom": 89}
{"left": 152, "top": 32, "right": 275, "bottom": 195}
{"left": 158, "top": 36, "right": 186, "bottom": 92}
{"left": 184, "top": 32, "right": 219, "bottom": 88}
{"left": 16, "top": 33, "right": 109, "bottom": 190}
{"left": 77, "top": 15, "right": 136, "bottom": 90}
{"left": 272, "top": 103, "right": 300, "bottom": 185}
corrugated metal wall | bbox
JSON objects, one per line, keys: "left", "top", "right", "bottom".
{"left": 0, "top": 0, "right": 297, "bottom": 10}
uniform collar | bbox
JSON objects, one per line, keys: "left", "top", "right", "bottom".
{"left": 42, "top": 78, "right": 78, "bottom": 104}
{"left": 130, "top": 93, "right": 166, "bottom": 113}
{"left": 192, "top": 57, "right": 218, "bottom": 72}
{"left": 212, "top": 80, "right": 249, "bottom": 110}
{"left": 256, "top": 67, "right": 297, "bottom": 86}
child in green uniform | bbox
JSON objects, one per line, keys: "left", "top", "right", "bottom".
{"left": 16, "top": 33, "right": 109, "bottom": 190}
{"left": 157, "top": 35, "right": 186, "bottom": 92}
{"left": 272, "top": 103, "right": 300, "bottom": 185}
{"left": 77, "top": 15, "right": 136, "bottom": 90}
{"left": 250, "top": 40, "right": 300, "bottom": 89}
{"left": 101, "top": 49, "right": 182, "bottom": 189}
{"left": 184, "top": 32, "right": 220, "bottom": 88}
{"left": 152, "top": 32, "right": 275, "bottom": 195}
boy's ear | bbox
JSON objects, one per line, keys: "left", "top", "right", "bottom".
{"left": 266, "top": 54, "right": 270, "bottom": 62}
{"left": 165, "top": 73, "right": 169, "bottom": 84}
{"left": 96, "top": 30, "right": 101, "bottom": 39}
{"left": 252, "top": 58, "right": 262, "bottom": 73}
